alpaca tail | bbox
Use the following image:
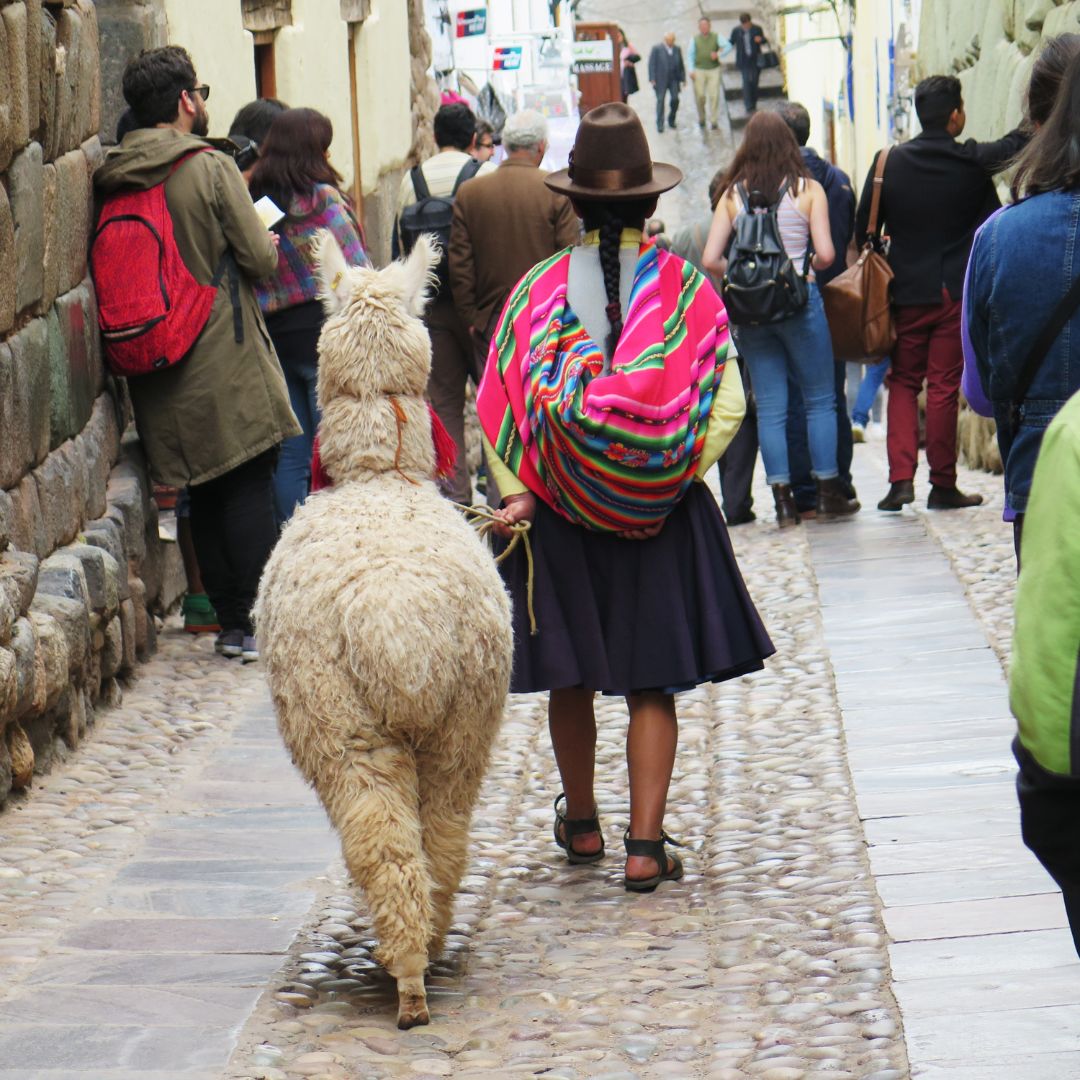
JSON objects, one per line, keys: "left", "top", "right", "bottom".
{"left": 315, "top": 743, "right": 434, "bottom": 1019}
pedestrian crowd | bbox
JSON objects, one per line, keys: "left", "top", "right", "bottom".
{"left": 84, "top": 16, "right": 1080, "bottom": 966}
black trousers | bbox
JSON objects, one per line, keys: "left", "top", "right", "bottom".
{"left": 188, "top": 449, "right": 279, "bottom": 636}
{"left": 1015, "top": 739, "right": 1080, "bottom": 958}
{"left": 655, "top": 85, "right": 679, "bottom": 129}
{"left": 717, "top": 358, "right": 758, "bottom": 521}
{"left": 739, "top": 62, "right": 761, "bottom": 112}
{"left": 789, "top": 361, "right": 854, "bottom": 511}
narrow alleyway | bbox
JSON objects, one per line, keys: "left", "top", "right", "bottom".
{"left": 0, "top": 435, "right": 1074, "bottom": 1079}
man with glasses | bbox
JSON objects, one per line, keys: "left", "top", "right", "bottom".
{"left": 94, "top": 46, "right": 298, "bottom": 663}
{"left": 472, "top": 120, "right": 497, "bottom": 164}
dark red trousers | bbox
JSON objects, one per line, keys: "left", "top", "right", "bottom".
{"left": 886, "top": 291, "right": 963, "bottom": 487}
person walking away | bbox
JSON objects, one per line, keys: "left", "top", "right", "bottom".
{"left": 689, "top": 17, "right": 726, "bottom": 130}
{"left": 668, "top": 169, "right": 759, "bottom": 526}
{"left": 1010, "top": 386, "right": 1080, "bottom": 958}
{"left": 449, "top": 109, "right": 579, "bottom": 435}
{"left": 965, "top": 35, "right": 1080, "bottom": 562}
{"left": 729, "top": 12, "right": 767, "bottom": 115}
{"left": 618, "top": 29, "right": 642, "bottom": 103}
{"left": 93, "top": 46, "right": 300, "bottom": 662}
{"left": 249, "top": 108, "right": 370, "bottom": 526}
{"left": 478, "top": 103, "right": 774, "bottom": 890}
{"left": 777, "top": 101, "right": 858, "bottom": 516}
{"left": 703, "top": 111, "right": 859, "bottom": 528}
{"left": 855, "top": 75, "right": 1028, "bottom": 512}
{"left": 649, "top": 32, "right": 687, "bottom": 133}
{"left": 395, "top": 103, "right": 496, "bottom": 505}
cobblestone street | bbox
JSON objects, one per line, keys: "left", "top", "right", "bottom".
{"left": 1, "top": 438, "right": 1074, "bottom": 1079}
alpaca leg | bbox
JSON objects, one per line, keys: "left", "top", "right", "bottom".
{"left": 316, "top": 743, "right": 434, "bottom": 1029}
{"left": 416, "top": 750, "right": 485, "bottom": 962}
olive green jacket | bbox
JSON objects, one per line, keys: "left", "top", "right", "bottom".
{"left": 94, "top": 128, "right": 300, "bottom": 486}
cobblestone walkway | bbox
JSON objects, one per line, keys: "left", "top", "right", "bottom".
{"left": 0, "top": 443, "right": 1072, "bottom": 1080}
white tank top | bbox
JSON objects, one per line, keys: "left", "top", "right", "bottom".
{"left": 775, "top": 179, "right": 810, "bottom": 264}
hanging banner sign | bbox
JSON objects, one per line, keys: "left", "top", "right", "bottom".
{"left": 456, "top": 9, "right": 487, "bottom": 38}
{"left": 571, "top": 38, "right": 615, "bottom": 74}
{"left": 493, "top": 45, "right": 523, "bottom": 71}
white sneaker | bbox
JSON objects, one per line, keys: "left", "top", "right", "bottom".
{"left": 851, "top": 423, "right": 866, "bottom": 444}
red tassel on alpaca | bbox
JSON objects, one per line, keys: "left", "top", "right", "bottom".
{"left": 310, "top": 434, "right": 332, "bottom": 492}
{"left": 428, "top": 404, "right": 459, "bottom": 483}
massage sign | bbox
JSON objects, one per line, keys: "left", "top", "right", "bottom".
{"left": 572, "top": 38, "right": 615, "bottom": 74}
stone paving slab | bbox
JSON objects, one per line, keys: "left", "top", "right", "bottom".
{"left": 815, "top": 442, "right": 1080, "bottom": 1079}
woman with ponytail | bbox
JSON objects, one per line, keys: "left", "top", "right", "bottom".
{"left": 477, "top": 104, "right": 773, "bottom": 892}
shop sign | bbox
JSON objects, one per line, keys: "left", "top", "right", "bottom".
{"left": 493, "top": 45, "right": 523, "bottom": 71}
{"left": 456, "top": 8, "right": 486, "bottom": 38}
{"left": 571, "top": 38, "right": 614, "bottom": 74}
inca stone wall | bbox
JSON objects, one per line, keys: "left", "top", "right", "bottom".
{"left": 918, "top": 0, "right": 1080, "bottom": 137}
{"left": 0, "top": 0, "right": 179, "bottom": 807}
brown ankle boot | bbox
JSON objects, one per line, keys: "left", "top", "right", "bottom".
{"left": 772, "top": 484, "right": 800, "bottom": 529}
{"left": 816, "top": 477, "right": 860, "bottom": 519}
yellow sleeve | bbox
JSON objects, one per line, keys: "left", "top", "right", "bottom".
{"left": 482, "top": 433, "right": 529, "bottom": 499}
{"left": 695, "top": 353, "right": 746, "bottom": 477}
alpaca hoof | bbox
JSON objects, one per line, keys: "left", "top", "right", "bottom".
{"left": 397, "top": 994, "right": 430, "bottom": 1029}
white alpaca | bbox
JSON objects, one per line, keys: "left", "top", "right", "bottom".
{"left": 254, "top": 234, "right": 513, "bottom": 1029}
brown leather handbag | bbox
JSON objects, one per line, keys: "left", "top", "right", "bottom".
{"left": 822, "top": 146, "right": 896, "bottom": 362}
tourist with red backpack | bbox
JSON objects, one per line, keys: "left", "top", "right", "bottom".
{"left": 92, "top": 46, "right": 299, "bottom": 663}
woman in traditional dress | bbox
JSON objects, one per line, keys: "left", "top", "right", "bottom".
{"left": 477, "top": 103, "right": 774, "bottom": 892}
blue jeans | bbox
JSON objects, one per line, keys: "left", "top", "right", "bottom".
{"left": 852, "top": 358, "right": 889, "bottom": 427}
{"left": 731, "top": 283, "right": 838, "bottom": 485}
{"left": 266, "top": 307, "right": 322, "bottom": 526}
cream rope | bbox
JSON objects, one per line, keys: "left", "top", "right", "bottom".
{"left": 457, "top": 504, "right": 538, "bottom": 636}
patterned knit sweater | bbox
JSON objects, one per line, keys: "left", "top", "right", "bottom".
{"left": 255, "top": 183, "right": 369, "bottom": 315}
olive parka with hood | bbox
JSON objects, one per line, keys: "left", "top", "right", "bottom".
{"left": 94, "top": 128, "right": 301, "bottom": 487}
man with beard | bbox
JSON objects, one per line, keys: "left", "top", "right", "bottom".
{"left": 94, "top": 46, "right": 298, "bottom": 663}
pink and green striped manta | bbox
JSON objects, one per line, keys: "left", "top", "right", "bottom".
{"left": 476, "top": 240, "right": 728, "bottom": 532}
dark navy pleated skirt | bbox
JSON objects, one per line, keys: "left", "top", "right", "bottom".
{"left": 498, "top": 482, "right": 775, "bottom": 696}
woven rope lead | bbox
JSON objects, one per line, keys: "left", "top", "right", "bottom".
{"left": 457, "top": 503, "right": 538, "bottom": 636}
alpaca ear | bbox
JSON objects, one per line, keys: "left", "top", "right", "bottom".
{"left": 402, "top": 233, "right": 440, "bottom": 316}
{"left": 314, "top": 230, "right": 351, "bottom": 315}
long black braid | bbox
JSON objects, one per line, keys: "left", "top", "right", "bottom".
{"left": 580, "top": 198, "right": 655, "bottom": 358}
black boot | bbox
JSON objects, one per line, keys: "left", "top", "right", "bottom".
{"left": 877, "top": 479, "right": 915, "bottom": 511}
{"left": 927, "top": 484, "right": 985, "bottom": 510}
{"left": 772, "top": 484, "right": 800, "bottom": 529}
{"left": 816, "top": 476, "right": 861, "bottom": 520}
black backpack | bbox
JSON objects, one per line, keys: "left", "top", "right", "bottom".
{"left": 398, "top": 158, "right": 482, "bottom": 296}
{"left": 721, "top": 180, "right": 811, "bottom": 326}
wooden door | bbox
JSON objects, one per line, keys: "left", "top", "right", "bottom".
{"left": 573, "top": 22, "right": 621, "bottom": 115}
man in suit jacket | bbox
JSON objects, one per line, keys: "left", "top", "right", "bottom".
{"left": 449, "top": 108, "right": 580, "bottom": 378}
{"left": 728, "top": 12, "right": 767, "bottom": 113}
{"left": 648, "top": 32, "right": 686, "bottom": 133}
{"left": 855, "top": 75, "right": 1029, "bottom": 512}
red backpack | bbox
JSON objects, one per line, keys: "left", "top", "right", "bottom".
{"left": 91, "top": 148, "right": 229, "bottom": 377}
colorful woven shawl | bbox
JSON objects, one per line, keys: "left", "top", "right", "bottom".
{"left": 476, "top": 240, "right": 728, "bottom": 532}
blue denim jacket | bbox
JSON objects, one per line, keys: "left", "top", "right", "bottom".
{"left": 967, "top": 190, "right": 1080, "bottom": 513}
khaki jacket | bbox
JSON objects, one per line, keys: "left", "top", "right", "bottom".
{"left": 94, "top": 128, "right": 300, "bottom": 486}
{"left": 449, "top": 159, "right": 581, "bottom": 333}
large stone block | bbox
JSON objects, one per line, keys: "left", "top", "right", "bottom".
{"left": 38, "top": 6, "right": 58, "bottom": 161}
{"left": 77, "top": 395, "right": 119, "bottom": 522}
{"left": 0, "top": 15, "right": 12, "bottom": 173}
{"left": 8, "top": 141, "right": 45, "bottom": 314}
{"left": 117, "top": 595, "right": 136, "bottom": 673}
{"left": 0, "top": 584, "right": 14, "bottom": 648}
{"left": 54, "top": 284, "right": 96, "bottom": 433}
{"left": 33, "top": 443, "right": 84, "bottom": 552}
{"left": 2, "top": 4, "right": 30, "bottom": 153}
{"left": 104, "top": 468, "right": 146, "bottom": 564}
{"left": 63, "top": 542, "right": 120, "bottom": 618}
{"left": 26, "top": 607, "right": 69, "bottom": 710}
{"left": 81, "top": 514, "right": 128, "bottom": 594}
{"left": 9, "top": 617, "right": 40, "bottom": 719}
{"left": 45, "top": 305, "right": 70, "bottom": 449}
{"left": 26, "top": 0, "right": 41, "bottom": 144}
{"left": 28, "top": 592, "right": 88, "bottom": 679}
{"left": 39, "top": 162, "right": 59, "bottom": 313}
{"left": 8, "top": 318, "right": 51, "bottom": 468}
{"left": 7, "top": 473, "right": 47, "bottom": 557}
{"left": 73, "top": 1, "right": 99, "bottom": 146}
{"left": 100, "top": 614, "right": 122, "bottom": 680}
{"left": 55, "top": 149, "right": 90, "bottom": 295}
{"left": 0, "top": 184, "right": 15, "bottom": 337}
{"left": 0, "top": 550, "right": 39, "bottom": 618}
{"left": 0, "top": 728, "right": 12, "bottom": 806}
{"left": 0, "top": 343, "right": 33, "bottom": 492}
{"left": 0, "top": 647, "right": 16, "bottom": 720}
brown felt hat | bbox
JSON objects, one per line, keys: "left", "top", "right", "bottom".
{"left": 545, "top": 102, "right": 683, "bottom": 202}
